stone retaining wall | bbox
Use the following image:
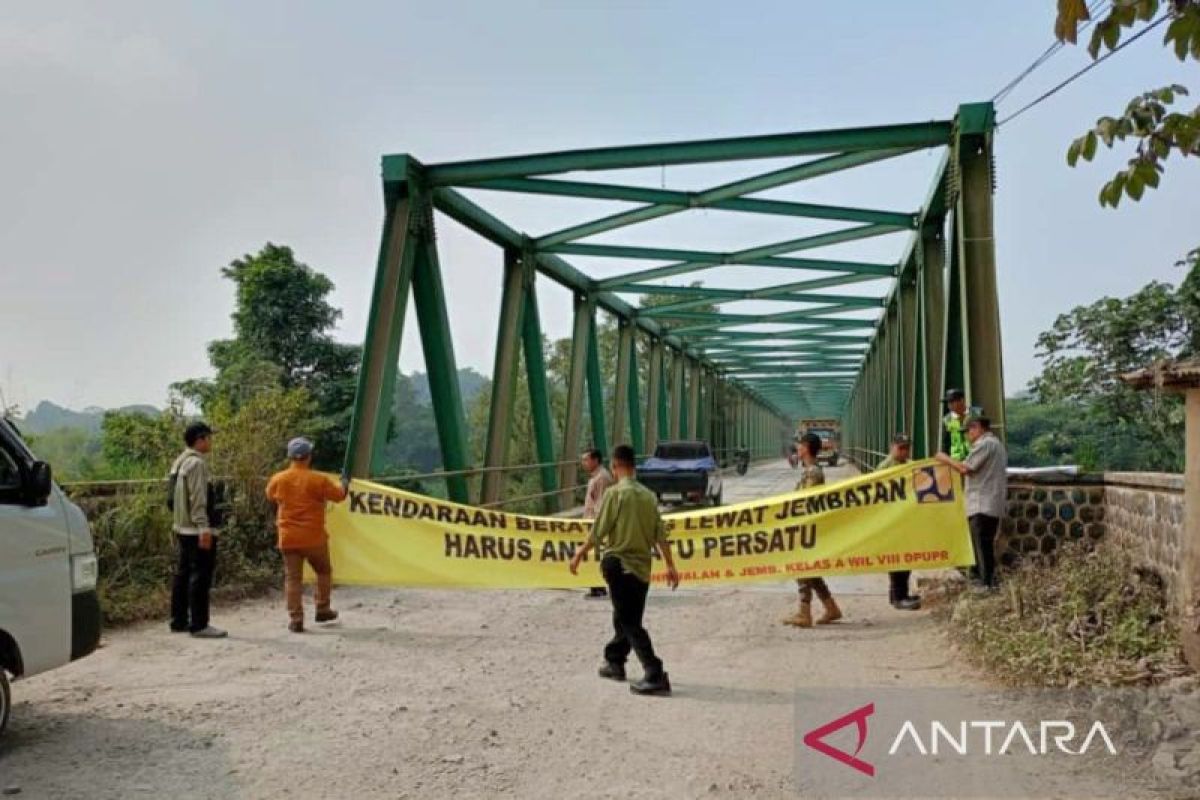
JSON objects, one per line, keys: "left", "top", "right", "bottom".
{"left": 999, "top": 471, "right": 1185, "bottom": 608}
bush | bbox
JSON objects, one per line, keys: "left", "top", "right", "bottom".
{"left": 943, "top": 539, "right": 1185, "bottom": 686}
{"left": 81, "top": 484, "right": 281, "bottom": 627}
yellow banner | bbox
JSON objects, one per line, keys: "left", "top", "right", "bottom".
{"left": 325, "top": 459, "right": 974, "bottom": 589}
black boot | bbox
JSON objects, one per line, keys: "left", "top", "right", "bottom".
{"left": 598, "top": 662, "right": 626, "bottom": 681}
{"left": 587, "top": 587, "right": 608, "bottom": 598}
{"left": 630, "top": 671, "right": 671, "bottom": 696}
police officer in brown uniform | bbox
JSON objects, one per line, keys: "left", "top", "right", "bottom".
{"left": 782, "top": 433, "right": 843, "bottom": 628}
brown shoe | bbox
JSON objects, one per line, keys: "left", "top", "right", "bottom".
{"left": 288, "top": 621, "right": 304, "bottom": 633}
{"left": 315, "top": 608, "right": 339, "bottom": 623}
{"left": 816, "top": 597, "right": 842, "bottom": 625}
{"left": 782, "top": 601, "right": 814, "bottom": 628}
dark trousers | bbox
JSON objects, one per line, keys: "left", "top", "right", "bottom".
{"left": 797, "top": 577, "right": 831, "bottom": 603}
{"left": 969, "top": 514, "right": 1000, "bottom": 588}
{"left": 601, "top": 555, "right": 664, "bottom": 678}
{"left": 171, "top": 534, "right": 217, "bottom": 632}
{"left": 888, "top": 571, "right": 912, "bottom": 602}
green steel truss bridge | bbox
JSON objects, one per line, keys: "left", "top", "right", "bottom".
{"left": 345, "top": 102, "right": 1005, "bottom": 510}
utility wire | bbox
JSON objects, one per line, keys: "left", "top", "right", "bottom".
{"left": 991, "top": 0, "right": 1111, "bottom": 104}
{"left": 997, "top": 12, "right": 1171, "bottom": 126}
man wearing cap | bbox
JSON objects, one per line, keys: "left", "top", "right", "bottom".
{"left": 941, "top": 389, "right": 972, "bottom": 463}
{"left": 265, "top": 437, "right": 350, "bottom": 632}
{"left": 169, "top": 421, "right": 227, "bottom": 638}
{"left": 876, "top": 434, "right": 921, "bottom": 610}
{"left": 937, "top": 416, "right": 1008, "bottom": 590}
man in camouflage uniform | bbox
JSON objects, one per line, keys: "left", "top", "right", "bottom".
{"left": 783, "top": 433, "right": 842, "bottom": 628}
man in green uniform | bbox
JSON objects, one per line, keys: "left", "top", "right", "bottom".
{"left": 877, "top": 434, "right": 921, "bottom": 610}
{"left": 570, "top": 443, "right": 680, "bottom": 696}
{"left": 783, "top": 433, "right": 842, "bottom": 628}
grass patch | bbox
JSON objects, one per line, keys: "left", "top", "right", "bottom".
{"left": 942, "top": 538, "right": 1187, "bottom": 686}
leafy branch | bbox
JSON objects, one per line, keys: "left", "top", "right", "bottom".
{"left": 1056, "top": 0, "right": 1200, "bottom": 205}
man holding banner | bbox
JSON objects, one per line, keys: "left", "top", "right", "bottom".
{"left": 570, "top": 444, "right": 680, "bottom": 696}
{"left": 784, "top": 433, "right": 843, "bottom": 628}
{"left": 877, "top": 434, "right": 921, "bottom": 611}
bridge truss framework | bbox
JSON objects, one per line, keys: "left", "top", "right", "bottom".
{"left": 345, "top": 102, "right": 1005, "bottom": 509}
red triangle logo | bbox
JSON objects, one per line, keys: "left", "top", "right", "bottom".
{"left": 802, "top": 702, "right": 875, "bottom": 777}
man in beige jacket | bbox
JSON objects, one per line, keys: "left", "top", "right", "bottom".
{"left": 168, "top": 422, "right": 227, "bottom": 638}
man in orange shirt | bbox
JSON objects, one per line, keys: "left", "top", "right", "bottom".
{"left": 265, "top": 437, "right": 350, "bottom": 632}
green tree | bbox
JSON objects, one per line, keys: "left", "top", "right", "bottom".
{"left": 176, "top": 243, "right": 359, "bottom": 468}
{"left": 1029, "top": 269, "right": 1192, "bottom": 470}
{"left": 99, "top": 404, "right": 186, "bottom": 478}
{"left": 1056, "top": 0, "right": 1200, "bottom": 206}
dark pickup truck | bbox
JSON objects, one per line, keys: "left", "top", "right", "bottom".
{"left": 638, "top": 440, "right": 723, "bottom": 507}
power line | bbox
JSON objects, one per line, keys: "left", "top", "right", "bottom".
{"left": 997, "top": 12, "right": 1172, "bottom": 127}
{"left": 991, "top": 0, "right": 1111, "bottom": 104}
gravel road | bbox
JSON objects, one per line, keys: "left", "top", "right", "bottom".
{"left": 0, "top": 461, "right": 1171, "bottom": 799}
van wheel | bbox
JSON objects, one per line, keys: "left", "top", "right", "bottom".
{"left": 0, "top": 670, "right": 9, "bottom": 737}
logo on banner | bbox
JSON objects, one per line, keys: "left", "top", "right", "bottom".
{"left": 914, "top": 465, "right": 955, "bottom": 504}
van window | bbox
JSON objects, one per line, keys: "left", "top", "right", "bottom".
{"left": 0, "top": 446, "right": 20, "bottom": 494}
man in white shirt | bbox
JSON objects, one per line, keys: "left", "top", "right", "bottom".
{"left": 581, "top": 448, "right": 614, "bottom": 598}
{"left": 937, "top": 415, "right": 1008, "bottom": 590}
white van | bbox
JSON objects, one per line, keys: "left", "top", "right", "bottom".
{"left": 0, "top": 417, "right": 100, "bottom": 735}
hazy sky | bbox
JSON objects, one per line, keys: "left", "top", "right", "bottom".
{"left": 1, "top": 1, "right": 1195, "bottom": 412}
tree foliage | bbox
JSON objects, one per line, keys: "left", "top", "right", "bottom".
{"left": 1056, "top": 0, "right": 1200, "bottom": 206}
{"left": 99, "top": 404, "right": 186, "bottom": 478}
{"left": 175, "top": 243, "right": 360, "bottom": 468}
{"left": 1024, "top": 260, "right": 1199, "bottom": 471}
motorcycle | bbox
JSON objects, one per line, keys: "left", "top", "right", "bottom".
{"left": 733, "top": 447, "right": 750, "bottom": 476}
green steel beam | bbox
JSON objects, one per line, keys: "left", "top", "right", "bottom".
{"left": 584, "top": 245, "right": 899, "bottom": 290}
{"left": 616, "top": 273, "right": 884, "bottom": 299}
{"left": 345, "top": 190, "right": 419, "bottom": 478}
{"left": 669, "top": 315, "right": 877, "bottom": 336}
{"left": 531, "top": 149, "right": 920, "bottom": 248}
{"left": 521, "top": 286, "right": 559, "bottom": 513}
{"left": 640, "top": 291, "right": 882, "bottom": 317}
{"left": 920, "top": 224, "right": 946, "bottom": 457}
{"left": 645, "top": 339, "right": 664, "bottom": 452}
{"left": 612, "top": 319, "right": 633, "bottom": 448}
{"left": 693, "top": 330, "right": 873, "bottom": 343}
{"left": 687, "top": 360, "right": 701, "bottom": 438}
{"left": 704, "top": 341, "right": 867, "bottom": 352}
{"left": 659, "top": 304, "right": 871, "bottom": 324}
{"left": 956, "top": 103, "right": 1005, "bottom": 436}
{"left": 480, "top": 249, "right": 528, "bottom": 504}
{"left": 669, "top": 351, "right": 684, "bottom": 439}
{"left": 543, "top": 239, "right": 896, "bottom": 276}
{"left": 558, "top": 296, "right": 593, "bottom": 509}
{"left": 482, "top": 176, "right": 915, "bottom": 229}
{"left": 586, "top": 308, "right": 609, "bottom": 456}
{"left": 421, "top": 120, "right": 953, "bottom": 185}
{"left": 411, "top": 231, "right": 471, "bottom": 503}
{"left": 627, "top": 326, "right": 645, "bottom": 453}
{"left": 433, "top": 187, "right": 705, "bottom": 361}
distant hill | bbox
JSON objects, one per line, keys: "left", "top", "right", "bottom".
{"left": 17, "top": 401, "right": 160, "bottom": 435}
{"left": 409, "top": 368, "right": 488, "bottom": 408}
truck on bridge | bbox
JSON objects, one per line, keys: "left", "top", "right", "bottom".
{"left": 798, "top": 418, "right": 841, "bottom": 467}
